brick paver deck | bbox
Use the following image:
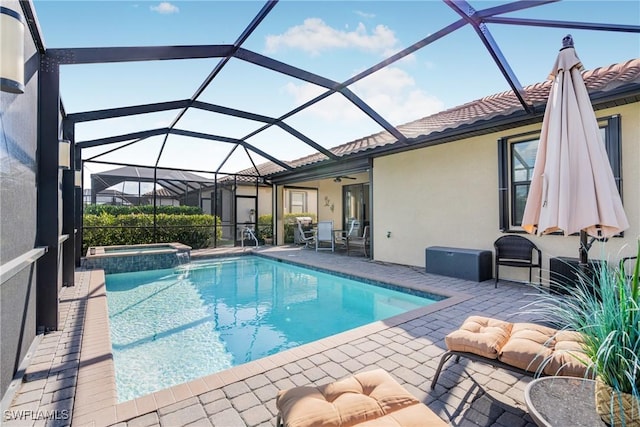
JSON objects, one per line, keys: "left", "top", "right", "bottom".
{"left": 4, "top": 245, "right": 544, "bottom": 427}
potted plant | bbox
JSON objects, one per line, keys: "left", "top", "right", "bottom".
{"left": 527, "top": 241, "right": 639, "bottom": 426}
{"left": 257, "top": 214, "right": 273, "bottom": 245}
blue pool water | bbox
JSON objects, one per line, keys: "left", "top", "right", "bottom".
{"left": 105, "top": 256, "right": 439, "bottom": 402}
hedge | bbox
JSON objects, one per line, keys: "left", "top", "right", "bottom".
{"left": 257, "top": 214, "right": 273, "bottom": 241}
{"left": 84, "top": 204, "right": 203, "bottom": 216}
{"left": 83, "top": 213, "right": 218, "bottom": 253}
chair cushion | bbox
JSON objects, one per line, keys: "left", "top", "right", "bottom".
{"left": 276, "top": 369, "right": 444, "bottom": 427}
{"left": 542, "top": 330, "right": 588, "bottom": 377}
{"left": 356, "top": 403, "right": 447, "bottom": 427}
{"left": 445, "top": 315, "right": 513, "bottom": 359}
{"left": 498, "top": 322, "right": 556, "bottom": 372}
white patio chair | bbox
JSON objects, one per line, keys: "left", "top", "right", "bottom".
{"left": 296, "top": 220, "right": 315, "bottom": 248}
{"left": 315, "top": 220, "right": 335, "bottom": 252}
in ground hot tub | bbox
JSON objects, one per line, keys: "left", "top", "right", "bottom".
{"left": 82, "top": 243, "right": 191, "bottom": 274}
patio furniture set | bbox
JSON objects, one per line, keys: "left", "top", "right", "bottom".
{"left": 275, "top": 315, "right": 594, "bottom": 426}
{"left": 296, "top": 218, "right": 370, "bottom": 257}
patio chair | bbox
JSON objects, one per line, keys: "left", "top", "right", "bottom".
{"left": 315, "top": 220, "right": 335, "bottom": 252}
{"left": 296, "top": 220, "right": 315, "bottom": 248}
{"left": 494, "top": 235, "right": 542, "bottom": 288}
{"left": 347, "top": 225, "right": 369, "bottom": 257}
{"left": 431, "top": 315, "right": 588, "bottom": 390}
{"left": 335, "top": 219, "right": 360, "bottom": 249}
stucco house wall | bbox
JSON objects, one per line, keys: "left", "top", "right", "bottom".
{"left": 373, "top": 103, "right": 639, "bottom": 282}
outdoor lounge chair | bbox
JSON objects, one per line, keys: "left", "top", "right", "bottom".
{"left": 347, "top": 225, "right": 369, "bottom": 257}
{"left": 494, "top": 235, "right": 542, "bottom": 288}
{"left": 431, "top": 315, "right": 588, "bottom": 390}
{"left": 276, "top": 368, "right": 447, "bottom": 427}
{"left": 296, "top": 220, "right": 315, "bottom": 248}
{"left": 315, "top": 220, "right": 334, "bottom": 252}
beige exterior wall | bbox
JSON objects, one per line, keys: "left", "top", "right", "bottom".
{"left": 373, "top": 103, "right": 639, "bottom": 282}
{"left": 272, "top": 173, "right": 369, "bottom": 244}
{"left": 257, "top": 186, "right": 272, "bottom": 217}
{"left": 292, "top": 172, "right": 369, "bottom": 228}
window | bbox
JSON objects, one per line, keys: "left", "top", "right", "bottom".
{"left": 290, "top": 191, "right": 307, "bottom": 213}
{"left": 498, "top": 115, "right": 621, "bottom": 232}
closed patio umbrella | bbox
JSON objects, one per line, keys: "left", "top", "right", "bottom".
{"left": 521, "top": 35, "right": 629, "bottom": 266}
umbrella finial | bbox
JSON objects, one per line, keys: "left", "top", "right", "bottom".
{"left": 561, "top": 34, "right": 574, "bottom": 50}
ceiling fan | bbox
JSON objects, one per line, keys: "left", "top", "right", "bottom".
{"left": 333, "top": 176, "right": 357, "bottom": 183}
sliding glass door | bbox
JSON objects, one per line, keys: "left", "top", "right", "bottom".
{"left": 342, "top": 183, "right": 369, "bottom": 233}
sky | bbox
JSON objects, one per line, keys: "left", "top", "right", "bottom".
{"left": 32, "top": 0, "right": 640, "bottom": 184}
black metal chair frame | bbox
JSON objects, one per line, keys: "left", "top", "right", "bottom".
{"left": 430, "top": 350, "right": 541, "bottom": 390}
{"left": 622, "top": 255, "right": 638, "bottom": 278}
{"left": 347, "top": 225, "right": 369, "bottom": 257}
{"left": 494, "top": 235, "right": 542, "bottom": 288}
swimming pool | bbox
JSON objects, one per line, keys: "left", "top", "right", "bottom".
{"left": 105, "top": 255, "right": 440, "bottom": 402}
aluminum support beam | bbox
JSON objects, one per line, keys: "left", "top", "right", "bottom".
{"left": 61, "top": 170, "right": 75, "bottom": 286}
{"left": 167, "top": 0, "right": 278, "bottom": 130}
{"left": 476, "top": 0, "right": 559, "bottom": 19}
{"left": 484, "top": 17, "right": 640, "bottom": 33}
{"left": 169, "top": 129, "right": 292, "bottom": 170}
{"left": 445, "top": 0, "right": 533, "bottom": 113}
{"left": 74, "top": 145, "right": 83, "bottom": 267}
{"left": 235, "top": 48, "right": 406, "bottom": 142}
{"left": 61, "top": 120, "right": 75, "bottom": 285}
{"left": 192, "top": 100, "right": 336, "bottom": 159}
{"left": 47, "top": 45, "right": 233, "bottom": 64}
{"left": 68, "top": 100, "right": 190, "bottom": 123}
{"left": 36, "top": 55, "right": 60, "bottom": 331}
{"left": 76, "top": 128, "right": 169, "bottom": 148}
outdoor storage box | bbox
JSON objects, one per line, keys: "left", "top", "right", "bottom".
{"left": 549, "top": 256, "right": 600, "bottom": 295}
{"left": 426, "top": 246, "right": 492, "bottom": 282}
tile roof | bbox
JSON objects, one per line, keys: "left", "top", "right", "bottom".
{"left": 142, "top": 188, "right": 176, "bottom": 198}
{"left": 243, "top": 58, "right": 640, "bottom": 178}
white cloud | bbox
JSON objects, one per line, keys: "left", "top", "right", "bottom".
{"left": 265, "top": 18, "right": 398, "bottom": 56}
{"left": 284, "top": 67, "right": 444, "bottom": 127}
{"left": 150, "top": 2, "right": 179, "bottom": 14}
{"left": 354, "top": 10, "right": 375, "bottom": 19}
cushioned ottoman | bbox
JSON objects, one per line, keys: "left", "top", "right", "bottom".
{"left": 431, "top": 315, "right": 588, "bottom": 389}
{"left": 276, "top": 369, "right": 447, "bottom": 427}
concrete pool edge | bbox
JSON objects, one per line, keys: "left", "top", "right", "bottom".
{"left": 72, "top": 255, "right": 472, "bottom": 426}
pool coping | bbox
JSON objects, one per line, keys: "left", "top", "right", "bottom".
{"left": 71, "top": 252, "right": 472, "bottom": 426}
{"left": 86, "top": 242, "right": 191, "bottom": 258}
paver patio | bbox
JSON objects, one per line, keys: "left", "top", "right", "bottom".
{"left": 3, "top": 245, "right": 545, "bottom": 427}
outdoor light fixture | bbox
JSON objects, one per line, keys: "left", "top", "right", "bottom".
{"left": 59, "top": 140, "right": 71, "bottom": 169}
{"left": 0, "top": 6, "right": 25, "bottom": 94}
{"left": 74, "top": 171, "right": 82, "bottom": 187}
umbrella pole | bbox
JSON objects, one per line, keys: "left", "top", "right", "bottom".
{"left": 579, "top": 230, "right": 598, "bottom": 293}
{"left": 579, "top": 230, "right": 589, "bottom": 266}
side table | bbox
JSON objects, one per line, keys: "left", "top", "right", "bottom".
{"left": 525, "top": 376, "right": 605, "bottom": 426}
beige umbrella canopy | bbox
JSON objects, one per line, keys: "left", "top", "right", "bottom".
{"left": 521, "top": 35, "right": 629, "bottom": 263}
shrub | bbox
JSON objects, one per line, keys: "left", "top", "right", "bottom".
{"left": 525, "top": 242, "right": 640, "bottom": 425}
{"left": 83, "top": 212, "right": 218, "bottom": 252}
{"left": 257, "top": 214, "right": 273, "bottom": 241}
{"left": 84, "top": 204, "right": 203, "bottom": 216}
